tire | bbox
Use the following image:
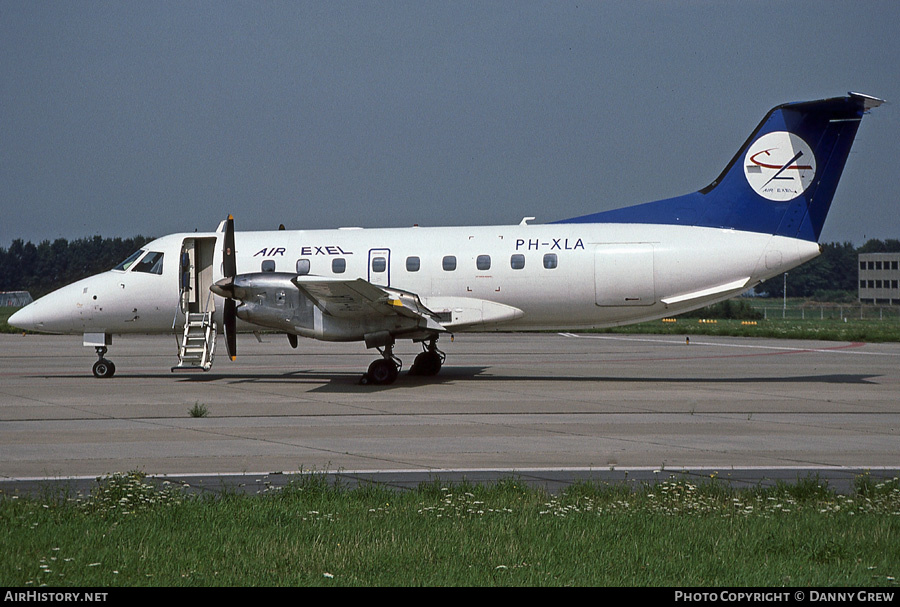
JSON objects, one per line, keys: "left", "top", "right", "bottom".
{"left": 410, "top": 351, "right": 442, "bottom": 376}
{"left": 367, "top": 359, "right": 398, "bottom": 385}
{"left": 92, "top": 359, "right": 116, "bottom": 378}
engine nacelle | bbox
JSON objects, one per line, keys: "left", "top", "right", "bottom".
{"left": 217, "top": 272, "right": 425, "bottom": 343}
{"left": 225, "top": 272, "right": 313, "bottom": 334}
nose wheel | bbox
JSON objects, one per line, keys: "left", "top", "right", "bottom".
{"left": 92, "top": 346, "right": 116, "bottom": 378}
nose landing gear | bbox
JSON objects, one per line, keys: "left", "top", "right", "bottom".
{"left": 92, "top": 346, "right": 116, "bottom": 378}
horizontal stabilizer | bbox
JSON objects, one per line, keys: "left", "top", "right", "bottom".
{"left": 661, "top": 277, "right": 751, "bottom": 306}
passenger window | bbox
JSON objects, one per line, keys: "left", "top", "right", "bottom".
{"left": 332, "top": 258, "right": 346, "bottom": 274}
{"left": 543, "top": 253, "right": 558, "bottom": 269}
{"left": 510, "top": 254, "right": 525, "bottom": 270}
{"left": 476, "top": 255, "right": 491, "bottom": 271}
{"left": 406, "top": 256, "right": 420, "bottom": 272}
{"left": 133, "top": 251, "right": 164, "bottom": 275}
{"left": 261, "top": 260, "right": 276, "bottom": 272}
{"left": 296, "top": 259, "right": 310, "bottom": 275}
{"left": 442, "top": 256, "right": 457, "bottom": 271}
{"left": 372, "top": 256, "right": 387, "bottom": 273}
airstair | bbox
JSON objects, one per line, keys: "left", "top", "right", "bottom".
{"left": 172, "top": 236, "right": 219, "bottom": 372}
{"left": 173, "top": 311, "right": 217, "bottom": 371}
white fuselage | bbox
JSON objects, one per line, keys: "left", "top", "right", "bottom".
{"left": 12, "top": 221, "right": 820, "bottom": 337}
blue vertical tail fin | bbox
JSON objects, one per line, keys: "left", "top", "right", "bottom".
{"left": 556, "top": 93, "right": 883, "bottom": 242}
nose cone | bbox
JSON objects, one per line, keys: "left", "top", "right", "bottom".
{"left": 8, "top": 304, "right": 35, "bottom": 331}
{"left": 6, "top": 283, "right": 85, "bottom": 333}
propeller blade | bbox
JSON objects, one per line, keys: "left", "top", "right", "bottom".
{"left": 223, "top": 214, "right": 236, "bottom": 278}
{"left": 224, "top": 298, "right": 237, "bottom": 360}
{"left": 217, "top": 214, "right": 238, "bottom": 361}
{"left": 287, "top": 333, "right": 298, "bottom": 349}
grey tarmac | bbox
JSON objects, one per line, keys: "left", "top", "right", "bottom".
{"left": 1, "top": 331, "right": 898, "bottom": 494}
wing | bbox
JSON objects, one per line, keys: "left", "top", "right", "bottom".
{"left": 291, "top": 276, "right": 447, "bottom": 332}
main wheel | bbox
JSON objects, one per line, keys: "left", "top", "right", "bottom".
{"left": 410, "top": 350, "right": 442, "bottom": 376}
{"left": 92, "top": 358, "right": 116, "bottom": 378}
{"left": 367, "top": 358, "right": 399, "bottom": 385}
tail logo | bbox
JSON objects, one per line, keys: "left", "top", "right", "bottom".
{"left": 744, "top": 131, "right": 816, "bottom": 202}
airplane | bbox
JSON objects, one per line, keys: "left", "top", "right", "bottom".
{"left": 9, "top": 92, "right": 884, "bottom": 385}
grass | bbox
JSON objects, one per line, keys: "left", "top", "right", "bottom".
{"left": 188, "top": 402, "right": 209, "bottom": 418}
{"left": 594, "top": 299, "right": 900, "bottom": 342}
{"left": 2, "top": 471, "right": 898, "bottom": 586}
{"left": 598, "top": 317, "right": 900, "bottom": 342}
{"left": 1, "top": 306, "right": 22, "bottom": 334}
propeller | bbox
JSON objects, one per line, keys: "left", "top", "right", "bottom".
{"left": 212, "top": 215, "right": 299, "bottom": 358}
{"left": 212, "top": 215, "right": 238, "bottom": 361}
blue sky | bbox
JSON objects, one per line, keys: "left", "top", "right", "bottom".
{"left": 2, "top": 1, "right": 897, "bottom": 247}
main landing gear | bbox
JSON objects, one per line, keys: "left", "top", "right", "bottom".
{"left": 361, "top": 344, "right": 402, "bottom": 386}
{"left": 409, "top": 338, "right": 445, "bottom": 377}
{"left": 359, "top": 337, "right": 445, "bottom": 386}
{"left": 92, "top": 346, "right": 116, "bottom": 378}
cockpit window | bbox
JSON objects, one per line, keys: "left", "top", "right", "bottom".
{"left": 133, "top": 251, "right": 164, "bottom": 275}
{"left": 113, "top": 250, "right": 145, "bottom": 272}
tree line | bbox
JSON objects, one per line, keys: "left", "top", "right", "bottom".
{"left": 758, "top": 239, "right": 900, "bottom": 302}
{"left": 0, "top": 236, "right": 152, "bottom": 298}
{"left": 1, "top": 236, "right": 899, "bottom": 302}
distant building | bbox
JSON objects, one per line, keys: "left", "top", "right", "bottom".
{"left": 1, "top": 291, "right": 33, "bottom": 307}
{"left": 858, "top": 253, "right": 900, "bottom": 304}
